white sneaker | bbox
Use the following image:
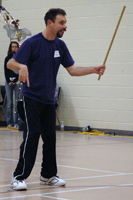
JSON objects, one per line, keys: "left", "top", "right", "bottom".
{"left": 40, "top": 175, "right": 66, "bottom": 186}
{"left": 14, "top": 124, "right": 19, "bottom": 128}
{"left": 11, "top": 174, "right": 27, "bottom": 190}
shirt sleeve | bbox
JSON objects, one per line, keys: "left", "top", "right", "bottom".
{"left": 4, "top": 56, "right": 18, "bottom": 83}
{"left": 61, "top": 42, "right": 75, "bottom": 68}
{"left": 4, "top": 56, "right": 10, "bottom": 83}
{"left": 13, "top": 40, "right": 32, "bottom": 64}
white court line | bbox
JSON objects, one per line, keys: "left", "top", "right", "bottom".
{"left": 40, "top": 183, "right": 133, "bottom": 195}
{"left": 57, "top": 164, "right": 122, "bottom": 174}
{"left": 0, "top": 157, "right": 122, "bottom": 174}
{"left": 65, "top": 173, "right": 133, "bottom": 181}
{"left": 39, "top": 195, "right": 69, "bottom": 200}
{"left": 0, "top": 158, "right": 18, "bottom": 162}
{"left": 0, "top": 183, "right": 132, "bottom": 200}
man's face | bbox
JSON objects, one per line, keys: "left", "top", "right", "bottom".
{"left": 51, "top": 14, "right": 67, "bottom": 38}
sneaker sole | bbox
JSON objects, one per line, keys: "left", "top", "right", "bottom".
{"left": 11, "top": 183, "right": 27, "bottom": 191}
{"left": 40, "top": 181, "right": 66, "bottom": 186}
{"left": 13, "top": 188, "right": 27, "bottom": 191}
{"left": 11, "top": 185, "right": 27, "bottom": 191}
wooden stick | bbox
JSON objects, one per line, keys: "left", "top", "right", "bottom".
{"left": 98, "top": 6, "right": 126, "bottom": 81}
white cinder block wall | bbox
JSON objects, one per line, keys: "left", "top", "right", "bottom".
{"left": 0, "top": 0, "right": 133, "bottom": 131}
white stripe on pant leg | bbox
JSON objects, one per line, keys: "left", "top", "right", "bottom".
{"left": 15, "top": 96, "right": 30, "bottom": 179}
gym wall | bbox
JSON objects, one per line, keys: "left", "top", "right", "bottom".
{"left": 0, "top": 0, "right": 132, "bottom": 131}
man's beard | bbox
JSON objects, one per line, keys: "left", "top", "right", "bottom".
{"left": 57, "top": 28, "right": 66, "bottom": 38}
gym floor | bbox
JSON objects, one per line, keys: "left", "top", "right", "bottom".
{"left": 0, "top": 129, "right": 133, "bottom": 200}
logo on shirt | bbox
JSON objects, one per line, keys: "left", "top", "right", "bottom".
{"left": 54, "top": 50, "right": 60, "bottom": 58}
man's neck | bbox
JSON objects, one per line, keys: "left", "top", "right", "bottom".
{"left": 42, "top": 29, "right": 55, "bottom": 41}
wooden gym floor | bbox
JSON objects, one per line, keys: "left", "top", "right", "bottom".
{"left": 0, "top": 129, "right": 133, "bottom": 200}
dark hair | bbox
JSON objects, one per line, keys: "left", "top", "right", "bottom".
{"left": 7, "top": 41, "right": 19, "bottom": 56}
{"left": 44, "top": 8, "right": 66, "bottom": 25}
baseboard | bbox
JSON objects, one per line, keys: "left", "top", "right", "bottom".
{"left": 56, "top": 125, "right": 133, "bottom": 136}
{"left": 1, "top": 123, "right": 132, "bottom": 136}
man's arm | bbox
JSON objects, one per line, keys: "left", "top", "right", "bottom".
{"left": 66, "top": 65, "right": 106, "bottom": 76}
{"left": 7, "top": 58, "right": 30, "bottom": 87}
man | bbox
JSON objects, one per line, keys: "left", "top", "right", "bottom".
{"left": 7, "top": 8, "right": 105, "bottom": 191}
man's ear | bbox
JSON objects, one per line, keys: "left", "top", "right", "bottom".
{"left": 47, "top": 19, "right": 53, "bottom": 27}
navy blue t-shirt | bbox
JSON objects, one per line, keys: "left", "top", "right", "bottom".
{"left": 13, "top": 33, "right": 74, "bottom": 104}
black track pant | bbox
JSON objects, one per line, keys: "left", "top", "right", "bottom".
{"left": 14, "top": 96, "right": 57, "bottom": 180}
